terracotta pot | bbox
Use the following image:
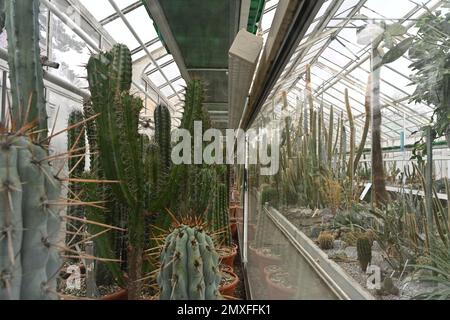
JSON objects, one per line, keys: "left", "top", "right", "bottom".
{"left": 101, "top": 289, "right": 128, "bottom": 300}
{"left": 220, "top": 265, "right": 234, "bottom": 274}
{"left": 265, "top": 273, "right": 297, "bottom": 300}
{"left": 230, "top": 221, "right": 238, "bottom": 240}
{"left": 219, "top": 247, "right": 238, "bottom": 268}
{"left": 256, "top": 249, "right": 282, "bottom": 278}
{"left": 219, "top": 270, "right": 239, "bottom": 297}
{"left": 248, "top": 245, "right": 259, "bottom": 264}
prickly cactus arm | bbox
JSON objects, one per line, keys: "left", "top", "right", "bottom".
{"left": 111, "top": 44, "right": 132, "bottom": 93}
{"left": 0, "top": 137, "right": 24, "bottom": 300}
{"left": 5, "top": 0, "right": 47, "bottom": 138}
{"left": 19, "top": 142, "right": 50, "bottom": 300}
{"left": 181, "top": 80, "right": 205, "bottom": 134}
{"left": 357, "top": 236, "right": 372, "bottom": 272}
{"left": 154, "top": 104, "right": 172, "bottom": 191}
{"left": 354, "top": 75, "right": 371, "bottom": 174}
{"left": 202, "top": 232, "right": 221, "bottom": 300}
{"left": 186, "top": 228, "right": 205, "bottom": 299}
{"left": 172, "top": 228, "right": 189, "bottom": 299}
{"left": 44, "top": 163, "right": 63, "bottom": 300}
{"left": 327, "top": 105, "right": 334, "bottom": 167}
{"left": 345, "top": 89, "right": 355, "bottom": 193}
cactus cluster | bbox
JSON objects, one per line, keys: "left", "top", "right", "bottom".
{"left": 318, "top": 232, "right": 334, "bottom": 250}
{"left": 356, "top": 235, "right": 372, "bottom": 272}
{"left": 157, "top": 225, "right": 221, "bottom": 300}
{"left": 0, "top": 0, "right": 63, "bottom": 300}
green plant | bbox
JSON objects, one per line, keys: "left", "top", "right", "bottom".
{"left": 0, "top": 1, "right": 62, "bottom": 300}
{"left": 154, "top": 104, "right": 172, "bottom": 192}
{"left": 409, "top": 10, "right": 450, "bottom": 138}
{"left": 318, "top": 232, "right": 334, "bottom": 250}
{"left": 0, "top": 1, "right": 4, "bottom": 33}
{"left": 5, "top": 0, "right": 47, "bottom": 140}
{"left": 261, "top": 186, "right": 279, "bottom": 207}
{"left": 157, "top": 225, "right": 222, "bottom": 300}
{"left": 87, "top": 44, "right": 147, "bottom": 299}
{"left": 353, "top": 76, "right": 371, "bottom": 174}
{"left": 357, "top": 235, "right": 372, "bottom": 272}
{"left": 413, "top": 241, "right": 450, "bottom": 299}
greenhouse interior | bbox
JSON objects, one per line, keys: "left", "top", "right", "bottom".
{"left": 0, "top": 0, "right": 449, "bottom": 302}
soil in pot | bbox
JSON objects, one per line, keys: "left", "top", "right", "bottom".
{"left": 219, "top": 246, "right": 238, "bottom": 268}
{"left": 101, "top": 288, "right": 128, "bottom": 300}
{"left": 219, "top": 270, "right": 239, "bottom": 297}
{"left": 256, "top": 248, "right": 282, "bottom": 278}
{"left": 266, "top": 272, "right": 297, "bottom": 300}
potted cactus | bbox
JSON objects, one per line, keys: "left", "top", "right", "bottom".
{"left": 156, "top": 224, "right": 222, "bottom": 300}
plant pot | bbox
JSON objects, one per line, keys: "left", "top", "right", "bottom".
{"left": 230, "top": 222, "right": 238, "bottom": 241}
{"left": 265, "top": 273, "right": 297, "bottom": 300}
{"left": 220, "top": 264, "right": 234, "bottom": 274}
{"left": 219, "top": 246, "right": 238, "bottom": 268}
{"left": 219, "top": 270, "right": 239, "bottom": 297}
{"left": 256, "top": 248, "right": 282, "bottom": 278}
{"left": 100, "top": 289, "right": 128, "bottom": 300}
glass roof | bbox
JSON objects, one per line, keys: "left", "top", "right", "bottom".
{"left": 37, "top": 0, "right": 448, "bottom": 139}
{"left": 77, "top": 0, "right": 186, "bottom": 123}
{"left": 257, "top": 0, "right": 448, "bottom": 145}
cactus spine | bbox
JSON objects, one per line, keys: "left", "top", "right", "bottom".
{"left": 0, "top": 1, "right": 63, "bottom": 300}
{"left": 357, "top": 236, "right": 372, "bottom": 272}
{"left": 157, "top": 225, "right": 221, "bottom": 300}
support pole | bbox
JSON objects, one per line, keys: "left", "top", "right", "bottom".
{"left": 425, "top": 126, "right": 434, "bottom": 252}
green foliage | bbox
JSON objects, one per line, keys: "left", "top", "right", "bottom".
{"left": 157, "top": 225, "right": 221, "bottom": 300}
{"left": 409, "top": 10, "right": 450, "bottom": 137}
{"left": 413, "top": 242, "right": 450, "bottom": 300}
{"left": 261, "top": 186, "right": 279, "bottom": 207}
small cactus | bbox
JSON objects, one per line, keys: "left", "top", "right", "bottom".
{"left": 357, "top": 235, "right": 372, "bottom": 272}
{"left": 318, "top": 232, "right": 334, "bottom": 250}
{"left": 157, "top": 225, "right": 222, "bottom": 300}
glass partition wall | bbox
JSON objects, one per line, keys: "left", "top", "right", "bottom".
{"left": 236, "top": 0, "right": 450, "bottom": 300}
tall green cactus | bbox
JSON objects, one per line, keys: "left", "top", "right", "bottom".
{"left": 154, "top": 104, "right": 172, "bottom": 192}
{"left": 0, "top": 0, "right": 63, "bottom": 300}
{"left": 357, "top": 236, "right": 372, "bottom": 272}
{"left": 87, "top": 44, "right": 147, "bottom": 299}
{"left": 5, "top": 0, "right": 47, "bottom": 139}
{"left": 157, "top": 225, "right": 221, "bottom": 300}
{"left": 211, "top": 182, "right": 232, "bottom": 247}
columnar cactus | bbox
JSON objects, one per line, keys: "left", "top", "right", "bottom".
{"left": 87, "top": 44, "right": 147, "bottom": 299}
{"left": 0, "top": 0, "right": 5, "bottom": 33}
{"left": 0, "top": 0, "right": 63, "bottom": 300}
{"left": 157, "top": 225, "right": 221, "bottom": 300}
{"left": 210, "top": 182, "right": 232, "bottom": 247}
{"left": 154, "top": 104, "right": 172, "bottom": 192}
{"left": 357, "top": 236, "right": 372, "bottom": 272}
{"left": 5, "top": 0, "right": 47, "bottom": 139}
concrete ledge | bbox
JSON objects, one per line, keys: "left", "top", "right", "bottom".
{"left": 266, "top": 206, "right": 375, "bottom": 300}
